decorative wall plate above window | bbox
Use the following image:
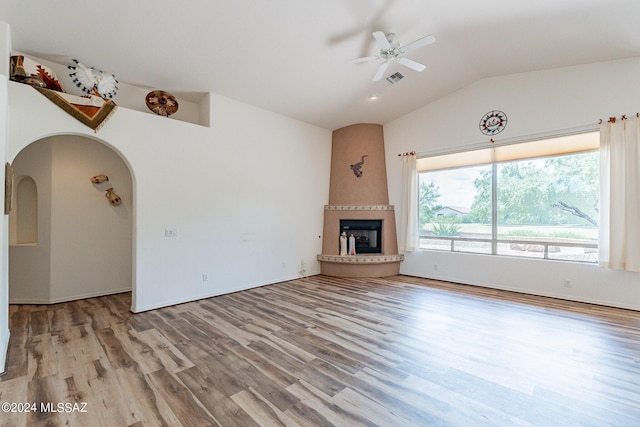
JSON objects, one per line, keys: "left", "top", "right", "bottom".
{"left": 479, "top": 110, "right": 508, "bottom": 136}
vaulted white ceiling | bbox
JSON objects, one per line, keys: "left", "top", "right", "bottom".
{"left": 2, "top": 0, "right": 640, "bottom": 130}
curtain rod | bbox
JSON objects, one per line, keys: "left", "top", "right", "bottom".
{"left": 599, "top": 112, "right": 639, "bottom": 124}
{"left": 398, "top": 122, "right": 600, "bottom": 159}
{"left": 397, "top": 114, "right": 639, "bottom": 158}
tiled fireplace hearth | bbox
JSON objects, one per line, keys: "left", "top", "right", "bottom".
{"left": 318, "top": 124, "right": 403, "bottom": 277}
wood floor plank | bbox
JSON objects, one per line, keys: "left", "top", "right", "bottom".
{"left": 146, "top": 368, "right": 217, "bottom": 426}
{"left": 223, "top": 339, "right": 300, "bottom": 389}
{"left": 81, "top": 299, "right": 115, "bottom": 331}
{"left": 28, "top": 310, "right": 50, "bottom": 336}
{"left": 232, "top": 387, "right": 301, "bottom": 427}
{"left": 330, "top": 387, "right": 419, "bottom": 427}
{"left": 273, "top": 329, "right": 367, "bottom": 375}
{"left": 109, "top": 323, "right": 165, "bottom": 374}
{"left": 26, "top": 333, "right": 57, "bottom": 382}
{"left": 247, "top": 340, "right": 346, "bottom": 397}
{"left": 287, "top": 379, "right": 382, "bottom": 427}
{"left": 176, "top": 364, "right": 256, "bottom": 427}
{"left": 27, "top": 375, "right": 84, "bottom": 427}
{"left": 50, "top": 305, "right": 71, "bottom": 335}
{"left": 2, "top": 274, "right": 640, "bottom": 426}
{"left": 284, "top": 400, "right": 335, "bottom": 427}
{"left": 169, "top": 316, "right": 227, "bottom": 357}
{"left": 1, "top": 313, "right": 29, "bottom": 382}
{"left": 134, "top": 328, "right": 195, "bottom": 374}
{"left": 182, "top": 306, "right": 260, "bottom": 346}
{"left": 112, "top": 365, "right": 181, "bottom": 427}
{"left": 50, "top": 328, "right": 96, "bottom": 379}
{"left": 208, "top": 337, "right": 301, "bottom": 412}
{"left": 95, "top": 326, "right": 137, "bottom": 370}
{"left": 72, "top": 361, "right": 142, "bottom": 427}
{"left": 0, "top": 376, "right": 27, "bottom": 427}
{"left": 305, "top": 357, "right": 446, "bottom": 426}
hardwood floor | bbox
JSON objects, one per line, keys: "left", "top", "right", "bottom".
{"left": 1, "top": 275, "right": 639, "bottom": 426}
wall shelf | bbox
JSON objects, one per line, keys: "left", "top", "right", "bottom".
{"left": 325, "top": 205, "right": 394, "bottom": 211}
{"left": 317, "top": 254, "right": 404, "bottom": 264}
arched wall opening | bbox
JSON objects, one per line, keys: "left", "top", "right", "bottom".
{"left": 8, "top": 134, "right": 135, "bottom": 304}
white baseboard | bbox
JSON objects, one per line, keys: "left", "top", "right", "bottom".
{"left": 401, "top": 271, "right": 640, "bottom": 312}
{"left": 9, "top": 287, "right": 131, "bottom": 305}
{"left": 132, "top": 274, "right": 308, "bottom": 313}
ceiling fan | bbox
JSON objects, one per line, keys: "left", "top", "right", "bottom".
{"left": 349, "top": 31, "right": 436, "bottom": 81}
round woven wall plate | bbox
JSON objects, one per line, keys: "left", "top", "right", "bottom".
{"left": 145, "top": 90, "right": 179, "bottom": 117}
{"left": 479, "top": 110, "right": 507, "bottom": 136}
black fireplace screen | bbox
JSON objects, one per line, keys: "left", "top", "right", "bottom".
{"left": 340, "top": 219, "right": 382, "bottom": 254}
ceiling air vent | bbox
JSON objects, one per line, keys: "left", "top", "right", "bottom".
{"left": 386, "top": 72, "right": 404, "bottom": 84}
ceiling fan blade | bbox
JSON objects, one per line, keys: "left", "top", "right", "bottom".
{"left": 372, "top": 31, "right": 391, "bottom": 50}
{"left": 373, "top": 61, "right": 389, "bottom": 81}
{"left": 348, "top": 56, "right": 379, "bottom": 64}
{"left": 400, "top": 34, "right": 436, "bottom": 53}
{"left": 398, "top": 57, "right": 426, "bottom": 72}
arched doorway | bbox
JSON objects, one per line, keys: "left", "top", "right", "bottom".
{"left": 8, "top": 134, "right": 133, "bottom": 304}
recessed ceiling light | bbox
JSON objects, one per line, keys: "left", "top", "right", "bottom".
{"left": 367, "top": 94, "right": 378, "bottom": 101}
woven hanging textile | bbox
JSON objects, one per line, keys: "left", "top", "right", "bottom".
{"left": 10, "top": 55, "right": 117, "bottom": 131}
{"left": 34, "top": 87, "right": 117, "bottom": 131}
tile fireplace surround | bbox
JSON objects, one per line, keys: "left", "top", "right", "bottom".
{"left": 318, "top": 124, "right": 403, "bottom": 277}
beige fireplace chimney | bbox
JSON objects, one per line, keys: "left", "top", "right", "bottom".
{"left": 318, "top": 123, "right": 403, "bottom": 277}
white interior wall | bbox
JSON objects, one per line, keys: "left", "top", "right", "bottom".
{"left": 8, "top": 141, "right": 52, "bottom": 303}
{"left": 0, "top": 21, "right": 8, "bottom": 372}
{"left": 6, "top": 78, "right": 331, "bottom": 312}
{"left": 49, "top": 136, "right": 133, "bottom": 302}
{"left": 384, "top": 58, "right": 640, "bottom": 310}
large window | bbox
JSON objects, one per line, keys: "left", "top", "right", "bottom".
{"left": 417, "top": 132, "right": 599, "bottom": 262}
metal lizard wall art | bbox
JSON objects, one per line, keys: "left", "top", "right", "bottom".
{"left": 350, "top": 155, "right": 368, "bottom": 178}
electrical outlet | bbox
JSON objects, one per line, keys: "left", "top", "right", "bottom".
{"left": 434, "top": 264, "right": 438, "bottom": 271}
{"left": 165, "top": 228, "right": 178, "bottom": 237}
{"left": 202, "top": 273, "right": 208, "bottom": 282}
{"left": 563, "top": 279, "right": 572, "bottom": 288}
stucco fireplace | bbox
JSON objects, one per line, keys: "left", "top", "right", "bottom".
{"left": 318, "top": 123, "right": 403, "bottom": 277}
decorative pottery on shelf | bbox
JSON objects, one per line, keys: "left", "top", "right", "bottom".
{"left": 145, "top": 90, "right": 179, "bottom": 117}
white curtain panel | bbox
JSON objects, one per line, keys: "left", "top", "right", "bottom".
{"left": 401, "top": 154, "right": 419, "bottom": 252}
{"left": 599, "top": 116, "right": 640, "bottom": 272}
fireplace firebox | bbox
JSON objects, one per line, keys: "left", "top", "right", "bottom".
{"left": 340, "top": 219, "right": 382, "bottom": 254}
